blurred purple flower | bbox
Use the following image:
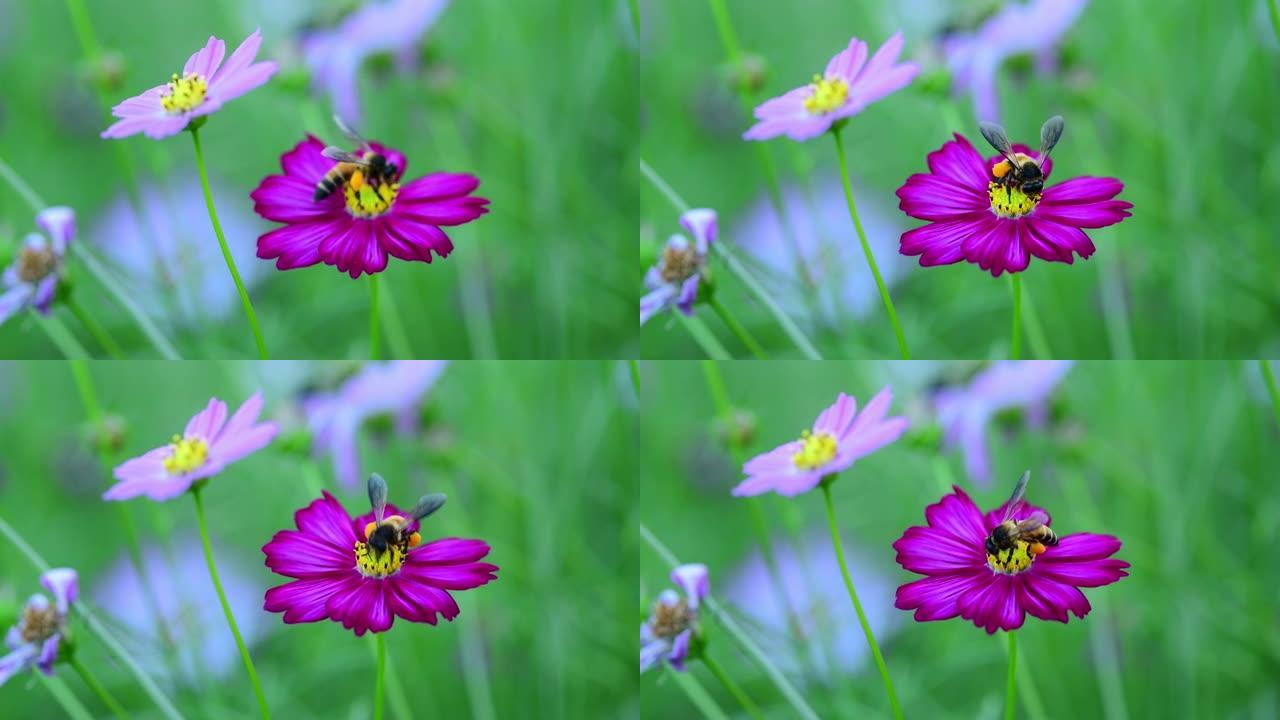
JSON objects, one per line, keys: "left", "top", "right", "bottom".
{"left": 0, "top": 207, "right": 74, "bottom": 326}
{"left": 102, "top": 29, "right": 277, "bottom": 140}
{"left": 94, "top": 539, "right": 267, "bottom": 683}
{"left": 744, "top": 32, "right": 918, "bottom": 142}
{"left": 304, "top": 361, "right": 448, "bottom": 488}
{"left": 641, "top": 563, "right": 707, "bottom": 673}
{"left": 725, "top": 532, "right": 897, "bottom": 681}
{"left": 735, "top": 178, "right": 903, "bottom": 323}
{"left": 302, "top": 0, "right": 451, "bottom": 125}
{"left": 0, "top": 568, "right": 77, "bottom": 686}
{"left": 105, "top": 392, "right": 279, "bottom": 502}
{"left": 640, "top": 209, "right": 716, "bottom": 326}
{"left": 942, "top": 0, "right": 1088, "bottom": 122}
{"left": 933, "top": 361, "right": 1073, "bottom": 485}
{"left": 93, "top": 179, "right": 265, "bottom": 326}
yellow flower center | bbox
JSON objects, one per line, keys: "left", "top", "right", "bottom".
{"left": 16, "top": 246, "right": 56, "bottom": 283}
{"left": 792, "top": 430, "right": 838, "bottom": 470}
{"left": 988, "top": 182, "right": 1040, "bottom": 219}
{"left": 160, "top": 72, "right": 208, "bottom": 113}
{"left": 803, "top": 75, "right": 849, "bottom": 115}
{"left": 355, "top": 541, "right": 406, "bottom": 578}
{"left": 344, "top": 179, "right": 400, "bottom": 218}
{"left": 163, "top": 435, "right": 209, "bottom": 475}
{"left": 987, "top": 540, "right": 1036, "bottom": 575}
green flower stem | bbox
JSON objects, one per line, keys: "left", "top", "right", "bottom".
{"left": 706, "top": 0, "right": 817, "bottom": 294}
{"left": 1020, "top": 281, "right": 1052, "bottom": 359}
{"left": 190, "top": 128, "right": 269, "bottom": 359}
{"left": 36, "top": 314, "right": 90, "bottom": 359}
{"left": 369, "top": 273, "right": 382, "bottom": 359}
{"left": 38, "top": 674, "right": 96, "bottom": 720}
{"left": 374, "top": 633, "right": 386, "bottom": 720}
{"left": 640, "top": 158, "right": 822, "bottom": 359}
{"left": 700, "top": 653, "right": 765, "bottom": 720}
{"left": 707, "top": 295, "right": 767, "bottom": 358}
{"left": 67, "top": 295, "right": 124, "bottom": 358}
{"left": 0, "top": 514, "right": 185, "bottom": 720}
{"left": 628, "top": 0, "right": 641, "bottom": 36}
{"left": 628, "top": 360, "right": 642, "bottom": 396}
{"left": 193, "top": 488, "right": 271, "bottom": 719}
{"left": 1260, "top": 361, "right": 1280, "bottom": 429}
{"left": 0, "top": 154, "right": 178, "bottom": 358}
{"left": 640, "top": 523, "right": 821, "bottom": 720}
{"left": 1006, "top": 631, "right": 1019, "bottom": 720}
{"left": 677, "top": 312, "right": 732, "bottom": 359}
{"left": 69, "top": 653, "right": 132, "bottom": 720}
{"left": 1269, "top": 0, "right": 1280, "bottom": 46}
{"left": 672, "top": 668, "right": 729, "bottom": 720}
{"left": 377, "top": 274, "right": 413, "bottom": 359}
{"left": 832, "top": 130, "right": 911, "bottom": 359}
{"left": 820, "top": 481, "right": 903, "bottom": 720}
{"left": 1010, "top": 273, "right": 1023, "bottom": 360}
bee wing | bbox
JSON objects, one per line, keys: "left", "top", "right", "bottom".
{"left": 321, "top": 146, "right": 370, "bottom": 165}
{"left": 333, "top": 114, "right": 371, "bottom": 151}
{"left": 999, "top": 470, "right": 1032, "bottom": 523}
{"left": 367, "top": 473, "right": 388, "bottom": 523}
{"left": 978, "top": 121, "right": 1017, "bottom": 162}
{"left": 408, "top": 493, "right": 447, "bottom": 523}
{"left": 1039, "top": 115, "right": 1064, "bottom": 160}
{"left": 1014, "top": 511, "right": 1048, "bottom": 534}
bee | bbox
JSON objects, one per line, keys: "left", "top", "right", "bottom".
{"left": 364, "top": 473, "right": 446, "bottom": 557}
{"left": 985, "top": 471, "right": 1058, "bottom": 559}
{"left": 978, "top": 115, "right": 1064, "bottom": 199}
{"left": 314, "top": 116, "right": 399, "bottom": 202}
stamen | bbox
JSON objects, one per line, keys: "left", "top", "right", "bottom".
{"left": 355, "top": 541, "right": 406, "bottom": 578}
{"left": 987, "top": 540, "right": 1036, "bottom": 575}
{"left": 160, "top": 72, "right": 208, "bottom": 113}
{"left": 163, "top": 435, "right": 209, "bottom": 475}
{"left": 650, "top": 598, "right": 691, "bottom": 639}
{"left": 15, "top": 246, "right": 56, "bottom": 283}
{"left": 791, "top": 429, "right": 838, "bottom": 470}
{"left": 988, "top": 183, "right": 1040, "bottom": 219}
{"left": 344, "top": 180, "right": 399, "bottom": 218}
{"left": 659, "top": 244, "right": 698, "bottom": 283}
{"left": 20, "top": 604, "right": 59, "bottom": 643}
{"left": 803, "top": 74, "right": 849, "bottom": 115}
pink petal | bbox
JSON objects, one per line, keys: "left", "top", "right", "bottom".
{"left": 825, "top": 37, "right": 868, "bottom": 81}
{"left": 852, "top": 31, "right": 904, "bottom": 86}
{"left": 213, "top": 28, "right": 263, "bottom": 85}
{"left": 209, "top": 61, "right": 277, "bottom": 104}
{"left": 844, "top": 386, "right": 894, "bottom": 439}
{"left": 896, "top": 173, "right": 987, "bottom": 222}
{"left": 257, "top": 221, "right": 337, "bottom": 270}
{"left": 265, "top": 575, "right": 349, "bottom": 623}
{"left": 894, "top": 569, "right": 985, "bottom": 621}
{"left": 922, "top": 487, "right": 989, "bottom": 544}
{"left": 925, "top": 134, "right": 991, "bottom": 187}
{"left": 185, "top": 397, "right": 228, "bottom": 441}
{"left": 184, "top": 36, "right": 226, "bottom": 79}
{"left": 386, "top": 575, "right": 460, "bottom": 625}
{"left": 893, "top": 525, "right": 984, "bottom": 574}
{"left": 812, "top": 393, "right": 857, "bottom": 436}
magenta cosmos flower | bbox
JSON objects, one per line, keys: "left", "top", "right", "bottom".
{"left": 640, "top": 564, "right": 708, "bottom": 673}
{"left": 743, "top": 32, "right": 918, "bottom": 142}
{"left": 897, "top": 132, "right": 1132, "bottom": 276}
{"left": 0, "top": 569, "right": 77, "bottom": 686}
{"left": 101, "top": 30, "right": 277, "bottom": 140}
{"left": 732, "top": 387, "right": 908, "bottom": 497}
{"left": 893, "top": 484, "right": 1128, "bottom": 634}
{"left": 251, "top": 135, "right": 489, "bottom": 277}
{"left": 263, "top": 474, "right": 497, "bottom": 635}
{"left": 104, "top": 392, "right": 279, "bottom": 502}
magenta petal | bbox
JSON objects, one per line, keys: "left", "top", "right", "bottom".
{"left": 1026, "top": 217, "right": 1095, "bottom": 261}
{"left": 899, "top": 214, "right": 994, "bottom": 267}
{"left": 893, "top": 526, "right": 984, "bottom": 574}
{"left": 958, "top": 575, "right": 1024, "bottom": 633}
{"left": 1035, "top": 199, "right": 1133, "bottom": 229}
{"left": 263, "top": 528, "right": 354, "bottom": 579}
{"left": 1023, "top": 574, "right": 1092, "bottom": 619}
{"left": 264, "top": 575, "right": 348, "bottom": 624}
{"left": 397, "top": 173, "right": 481, "bottom": 202}
{"left": 251, "top": 176, "right": 340, "bottom": 223}
{"left": 402, "top": 561, "right": 499, "bottom": 590}
{"left": 395, "top": 196, "right": 490, "bottom": 227}
{"left": 896, "top": 173, "right": 987, "bottom": 222}
{"left": 1033, "top": 558, "right": 1129, "bottom": 588}
{"left": 925, "top": 134, "right": 991, "bottom": 188}
{"left": 922, "top": 487, "right": 989, "bottom": 544}
{"left": 1041, "top": 176, "right": 1125, "bottom": 205}
{"left": 962, "top": 218, "right": 1019, "bottom": 275}
{"left": 257, "top": 221, "right": 334, "bottom": 270}
{"left": 1039, "top": 533, "right": 1122, "bottom": 562}
{"left": 379, "top": 219, "right": 452, "bottom": 263}
{"left": 326, "top": 576, "right": 393, "bottom": 636}
{"left": 1015, "top": 575, "right": 1069, "bottom": 623}
{"left": 895, "top": 570, "right": 984, "bottom": 621}
{"left": 280, "top": 135, "right": 334, "bottom": 180}
{"left": 386, "top": 575, "right": 460, "bottom": 625}
{"left": 292, "top": 492, "right": 359, "bottom": 548}
{"left": 410, "top": 538, "right": 492, "bottom": 565}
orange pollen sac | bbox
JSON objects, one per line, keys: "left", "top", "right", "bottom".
{"left": 1029, "top": 542, "right": 1047, "bottom": 556}
{"left": 992, "top": 160, "right": 1012, "bottom": 179}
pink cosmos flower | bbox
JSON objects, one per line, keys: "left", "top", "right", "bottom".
{"left": 251, "top": 135, "right": 489, "bottom": 278}
{"left": 731, "top": 388, "right": 909, "bottom": 497}
{"left": 101, "top": 30, "right": 278, "bottom": 140}
{"left": 263, "top": 475, "right": 497, "bottom": 635}
{"left": 896, "top": 133, "right": 1132, "bottom": 276}
{"left": 0, "top": 568, "right": 77, "bottom": 686}
{"left": 893, "top": 485, "right": 1128, "bottom": 634}
{"left": 104, "top": 392, "right": 279, "bottom": 502}
{"left": 743, "top": 32, "right": 918, "bottom": 142}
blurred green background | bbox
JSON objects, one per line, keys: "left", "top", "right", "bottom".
{"left": 0, "top": 0, "right": 634, "bottom": 358}
{"left": 640, "top": 360, "right": 1280, "bottom": 718}
{"left": 639, "top": 0, "right": 1280, "bottom": 359}
{"left": 0, "top": 360, "right": 636, "bottom": 717}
